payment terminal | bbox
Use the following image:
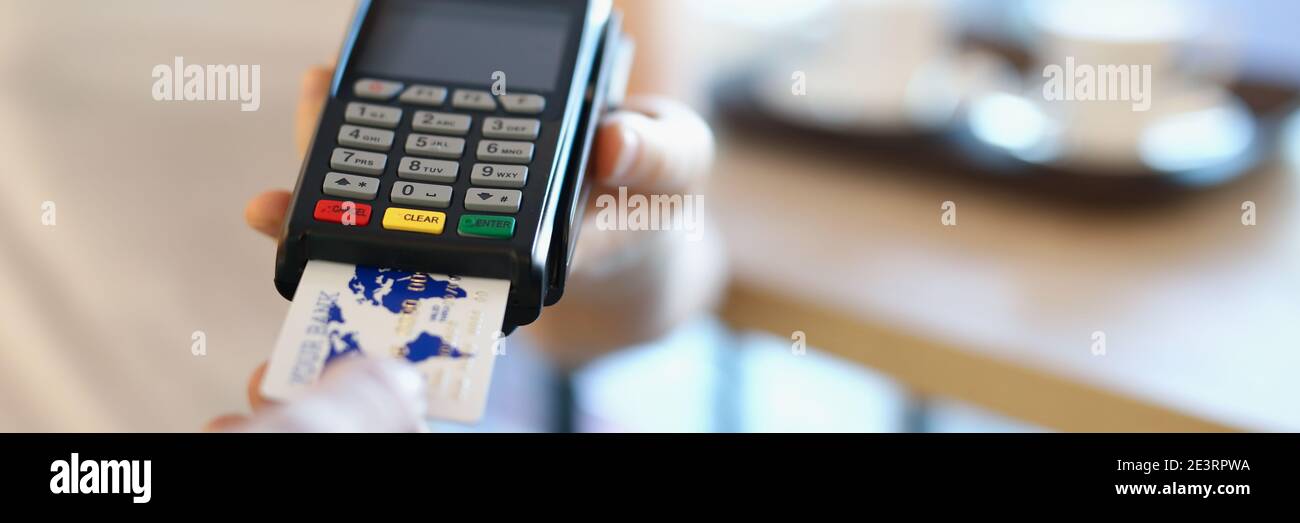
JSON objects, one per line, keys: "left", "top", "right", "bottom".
{"left": 274, "top": 0, "right": 629, "bottom": 332}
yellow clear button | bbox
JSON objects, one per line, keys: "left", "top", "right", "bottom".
{"left": 382, "top": 207, "right": 446, "bottom": 235}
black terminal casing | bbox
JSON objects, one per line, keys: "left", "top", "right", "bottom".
{"left": 274, "top": 0, "right": 625, "bottom": 333}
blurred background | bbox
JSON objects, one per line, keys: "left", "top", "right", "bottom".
{"left": 2, "top": 0, "right": 1299, "bottom": 432}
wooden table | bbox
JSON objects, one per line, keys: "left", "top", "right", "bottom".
{"left": 708, "top": 126, "right": 1300, "bottom": 432}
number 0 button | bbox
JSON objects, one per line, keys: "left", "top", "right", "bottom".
{"left": 390, "top": 181, "right": 452, "bottom": 209}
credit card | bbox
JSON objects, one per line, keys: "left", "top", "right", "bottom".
{"left": 262, "top": 259, "right": 510, "bottom": 423}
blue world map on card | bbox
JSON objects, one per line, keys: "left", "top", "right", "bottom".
{"left": 322, "top": 267, "right": 470, "bottom": 366}
{"left": 348, "top": 266, "right": 467, "bottom": 313}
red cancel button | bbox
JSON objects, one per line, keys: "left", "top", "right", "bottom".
{"left": 314, "top": 199, "right": 372, "bottom": 226}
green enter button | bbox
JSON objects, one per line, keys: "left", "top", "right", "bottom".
{"left": 458, "top": 214, "right": 516, "bottom": 239}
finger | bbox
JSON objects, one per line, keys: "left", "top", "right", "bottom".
{"left": 232, "top": 358, "right": 429, "bottom": 433}
{"left": 244, "top": 190, "right": 292, "bottom": 238}
{"left": 243, "top": 356, "right": 357, "bottom": 414}
{"left": 246, "top": 361, "right": 274, "bottom": 412}
{"left": 592, "top": 96, "right": 714, "bottom": 194}
{"left": 295, "top": 66, "right": 335, "bottom": 156}
{"left": 203, "top": 414, "right": 249, "bottom": 432}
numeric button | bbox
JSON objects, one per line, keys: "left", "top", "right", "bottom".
{"left": 476, "top": 140, "right": 534, "bottom": 164}
{"left": 337, "top": 125, "right": 394, "bottom": 151}
{"left": 412, "top": 111, "right": 471, "bottom": 136}
{"left": 406, "top": 134, "right": 465, "bottom": 159}
{"left": 391, "top": 181, "right": 452, "bottom": 209}
{"left": 482, "top": 117, "right": 540, "bottom": 140}
{"left": 398, "top": 157, "right": 459, "bottom": 183}
{"left": 345, "top": 102, "right": 402, "bottom": 128}
{"left": 330, "top": 147, "right": 387, "bottom": 175}
{"left": 471, "top": 163, "right": 528, "bottom": 188}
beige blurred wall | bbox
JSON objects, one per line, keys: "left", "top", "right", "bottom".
{"left": 0, "top": 0, "right": 357, "bottom": 431}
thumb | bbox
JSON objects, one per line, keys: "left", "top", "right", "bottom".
{"left": 593, "top": 96, "right": 714, "bottom": 194}
{"left": 229, "top": 358, "right": 429, "bottom": 433}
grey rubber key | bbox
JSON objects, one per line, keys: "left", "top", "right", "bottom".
{"left": 391, "top": 181, "right": 453, "bottom": 209}
{"left": 470, "top": 163, "right": 528, "bottom": 188}
{"left": 482, "top": 117, "right": 540, "bottom": 140}
{"left": 452, "top": 89, "right": 497, "bottom": 111}
{"left": 354, "top": 79, "right": 404, "bottom": 100}
{"left": 344, "top": 102, "right": 402, "bottom": 129}
{"left": 323, "top": 172, "right": 380, "bottom": 200}
{"left": 399, "top": 84, "right": 448, "bottom": 106}
{"left": 476, "top": 140, "right": 534, "bottom": 164}
{"left": 412, "top": 111, "right": 472, "bottom": 135}
{"left": 498, "top": 94, "right": 545, "bottom": 114}
{"left": 337, "top": 125, "right": 394, "bottom": 151}
{"left": 330, "top": 147, "right": 387, "bottom": 175}
{"left": 464, "top": 188, "right": 522, "bottom": 213}
{"left": 406, "top": 134, "right": 466, "bottom": 159}
{"left": 397, "top": 157, "right": 459, "bottom": 183}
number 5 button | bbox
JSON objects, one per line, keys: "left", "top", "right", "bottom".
{"left": 407, "top": 133, "right": 465, "bottom": 159}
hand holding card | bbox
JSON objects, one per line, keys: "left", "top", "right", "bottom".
{"left": 262, "top": 260, "right": 510, "bottom": 423}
